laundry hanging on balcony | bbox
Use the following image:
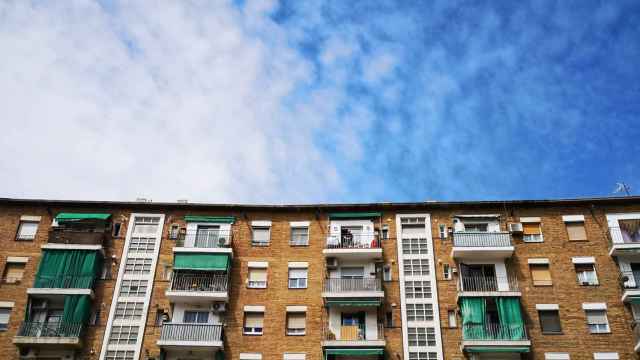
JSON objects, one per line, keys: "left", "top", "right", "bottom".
{"left": 173, "top": 253, "right": 229, "bottom": 271}
{"left": 34, "top": 249, "right": 103, "bottom": 289}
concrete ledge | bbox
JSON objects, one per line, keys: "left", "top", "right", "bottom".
{"left": 165, "top": 290, "right": 228, "bottom": 302}
{"left": 27, "top": 288, "right": 94, "bottom": 298}
{"left": 451, "top": 246, "right": 514, "bottom": 259}
{"left": 13, "top": 336, "right": 82, "bottom": 348}
{"left": 322, "top": 340, "right": 386, "bottom": 347}
{"left": 609, "top": 244, "right": 640, "bottom": 257}
{"left": 462, "top": 340, "right": 531, "bottom": 348}
{"left": 41, "top": 243, "right": 102, "bottom": 251}
{"left": 322, "top": 291, "right": 384, "bottom": 299}
{"left": 322, "top": 248, "right": 383, "bottom": 260}
{"left": 157, "top": 340, "right": 223, "bottom": 350}
{"left": 173, "top": 247, "right": 233, "bottom": 257}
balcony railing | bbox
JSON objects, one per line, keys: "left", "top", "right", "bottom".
{"left": 170, "top": 273, "right": 228, "bottom": 292}
{"left": 48, "top": 229, "right": 106, "bottom": 245}
{"left": 176, "top": 230, "right": 232, "bottom": 248}
{"left": 324, "top": 323, "right": 384, "bottom": 341}
{"left": 326, "top": 234, "right": 380, "bottom": 249}
{"left": 458, "top": 274, "right": 519, "bottom": 293}
{"left": 462, "top": 323, "right": 528, "bottom": 341}
{"left": 160, "top": 323, "right": 223, "bottom": 343}
{"left": 33, "top": 275, "right": 95, "bottom": 289}
{"left": 324, "top": 278, "right": 382, "bottom": 292}
{"left": 619, "top": 271, "right": 640, "bottom": 290}
{"left": 17, "top": 321, "right": 83, "bottom": 338}
{"left": 452, "top": 232, "right": 512, "bottom": 247}
{"left": 609, "top": 226, "right": 640, "bottom": 246}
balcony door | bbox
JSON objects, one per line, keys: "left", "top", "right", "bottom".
{"left": 341, "top": 312, "right": 366, "bottom": 340}
{"left": 195, "top": 225, "right": 220, "bottom": 248}
{"left": 460, "top": 264, "right": 497, "bottom": 291}
{"left": 341, "top": 226, "right": 363, "bottom": 247}
{"left": 631, "top": 263, "right": 640, "bottom": 285}
{"left": 183, "top": 310, "right": 209, "bottom": 324}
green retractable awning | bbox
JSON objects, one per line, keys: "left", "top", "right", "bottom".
{"left": 325, "top": 349, "right": 384, "bottom": 356}
{"left": 466, "top": 347, "right": 530, "bottom": 353}
{"left": 174, "top": 253, "right": 229, "bottom": 271}
{"left": 184, "top": 215, "right": 235, "bottom": 224}
{"left": 329, "top": 212, "right": 382, "bottom": 220}
{"left": 629, "top": 296, "right": 640, "bottom": 305}
{"left": 325, "top": 299, "right": 381, "bottom": 307}
{"left": 56, "top": 213, "right": 111, "bottom": 222}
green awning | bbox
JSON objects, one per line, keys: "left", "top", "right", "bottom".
{"left": 325, "top": 349, "right": 384, "bottom": 356}
{"left": 174, "top": 253, "right": 229, "bottom": 271}
{"left": 184, "top": 215, "right": 235, "bottom": 224}
{"left": 630, "top": 296, "right": 640, "bottom": 305}
{"left": 56, "top": 213, "right": 111, "bottom": 222}
{"left": 329, "top": 212, "right": 382, "bottom": 220}
{"left": 466, "top": 347, "right": 530, "bottom": 353}
{"left": 326, "top": 299, "right": 381, "bottom": 307}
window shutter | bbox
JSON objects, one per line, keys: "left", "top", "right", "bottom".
{"left": 249, "top": 268, "right": 267, "bottom": 282}
{"left": 245, "top": 313, "right": 264, "bottom": 328}
{"left": 566, "top": 222, "right": 587, "bottom": 241}
{"left": 523, "top": 223, "right": 541, "bottom": 235}
{"left": 287, "top": 313, "right": 306, "bottom": 329}
{"left": 253, "top": 228, "right": 270, "bottom": 242}
{"left": 0, "top": 309, "right": 11, "bottom": 324}
{"left": 289, "top": 268, "right": 307, "bottom": 279}
{"left": 531, "top": 265, "right": 552, "bottom": 285}
{"left": 4, "top": 264, "right": 25, "bottom": 282}
{"left": 586, "top": 310, "right": 607, "bottom": 324}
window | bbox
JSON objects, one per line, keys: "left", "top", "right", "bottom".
{"left": 539, "top": 310, "right": 562, "bottom": 334}
{"left": 252, "top": 226, "right": 271, "bottom": 246}
{"left": 575, "top": 263, "right": 598, "bottom": 286}
{"left": 443, "top": 263, "right": 452, "bottom": 280}
{"left": 106, "top": 350, "right": 135, "bottom": 360}
{"left": 119, "top": 279, "right": 148, "bottom": 297}
{"left": 109, "top": 325, "right": 139, "bottom": 344}
{"left": 593, "top": 353, "right": 619, "bottom": 360}
{"left": 132, "top": 216, "right": 159, "bottom": 234}
{"left": 0, "top": 307, "right": 11, "bottom": 331}
{"left": 385, "top": 311, "right": 393, "bottom": 327}
{"left": 90, "top": 308, "right": 101, "bottom": 325}
{"left": 284, "top": 353, "right": 306, "bottom": 360}
{"left": 586, "top": 310, "right": 610, "bottom": 333}
{"left": 184, "top": 310, "right": 209, "bottom": 323}
{"left": 286, "top": 312, "right": 306, "bottom": 335}
{"left": 248, "top": 267, "right": 267, "bottom": 288}
{"left": 402, "top": 238, "right": 429, "bottom": 254}
{"left": 383, "top": 265, "right": 392, "bottom": 282}
{"left": 406, "top": 303, "right": 434, "bottom": 322}
{"left": 16, "top": 221, "right": 38, "bottom": 240}
{"left": 448, "top": 310, "right": 457, "bottom": 328}
{"left": 566, "top": 222, "right": 587, "bottom": 241}
{"left": 288, "top": 268, "right": 308, "bottom": 289}
{"left": 405, "top": 281, "right": 432, "bottom": 299}
{"left": 545, "top": 354, "right": 570, "bottom": 360}
{"left": 381, "top": 224, "right": 389, "bottom": 240}
{"left": 3, "top": 262, "right": 25, "bottom": 283}
{"left": 407, "top": 327, "right": 436, "bottom": 346}
{"left": 162, "top": 263, "right": 173, "bottom": 281}
{"left": 112, "top": 222, "right": 122, "bottom": 237}
{"left": 523, "top": 222, "right": 543, "bottom": 242}
{"left": 464, "top": 223, "right": 488, "bottom": 232}
{"left": 128, "top": 237, "right": 155, "bottom": 253}
{"left": 341, "top": 266, "right": 364, "bottom": 279}
{"left": 243, "top": 312, "right": 264, "bottom": 335}
{"left": 439, "top": 224, "right": 447, "bottom": 239}
{"left": 114, "top": 302, "right": 144, "bottom": 320}
{"left": 168, "top": 224, "right": 179, "bottom": 240}
{"left": 530, "top": 263, "right": 552, "bottom": 286}
{"left": 290, "top": 227, "right": 309, "bottom": 246}
{"left": 124, "top": 258, "right": 152, "bottom": 274}
{"left": 404, "top": 259, "right": 430, "bottom": 276}
{"left": 409, "top": 353, "right": 438, "bottom": 360}
{"left": 240, "top": 354, "right": 262, "bottom": 360}
{"left": 100, "top": 262, "right": 112, "bottom": 280}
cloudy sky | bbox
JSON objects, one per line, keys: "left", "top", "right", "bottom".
{"left": 1, "top": 0, "right": 639, "bottom": 204}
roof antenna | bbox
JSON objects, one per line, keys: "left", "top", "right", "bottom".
{"left": 613, "top": 182, "right": 632, "bottom": 196}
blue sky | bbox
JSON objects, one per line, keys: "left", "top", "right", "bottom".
{"left": 0, "top": 0, "right": 638, "bottom": 203}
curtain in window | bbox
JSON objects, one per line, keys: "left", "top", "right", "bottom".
{"left": 460, "top": 297, "right": 486, "bottom": 339}
{"left": 496, "top": 297, "right": 525, "bottom": 340}
{"left": 34, "top": 250, "right": 102, "bottom": 288}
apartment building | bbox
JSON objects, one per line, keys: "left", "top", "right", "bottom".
{"left": 0, "top": 197, "right": 638, "bottom": 360}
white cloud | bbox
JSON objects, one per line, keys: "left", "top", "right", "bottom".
{"left": 0, "top": 1, "right": 348, "bottom": 203}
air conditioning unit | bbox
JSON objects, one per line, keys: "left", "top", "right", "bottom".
{"left": 326, "top": 257, "right": 338, "bottom": 269}
{"left": 508, "top": 223, "right": 523, "bottom": 234}
{"left": 211, "top": 303, "right": 226, "bottom": 313}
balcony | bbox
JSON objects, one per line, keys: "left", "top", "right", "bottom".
{"left": 323, "top": 234, "right": 382, "bottom": 260}
{"left": 322, "top": 278, "right": 384, "bottom": 301}
{"left": 47, "top": 228, "right": 105, "bottom": 248}
{"left": 157, "top": 323, "right": 223, "bottom": 350}
{"left": 461, "top": 323, "right": 531, "bottom": 353}
{"left": 609, "top": 226, "right": 640, "bottom": 256}
{"left": 174, "top": 230, "right": 233, "bottom": 256}
{"left": 28, "top": 275, "right": 95, "bottom": 297}
{"left": 619, "top": 271, "right": 640, "bottom": 303}
{"left": 13, "top": 322, "right": 83, "bottom": 348}
{"left": 451, "top": 232, "right": 514, "bottom": 259}
{"left": 322, "top": 323, "right": 385, "bottom": 348}
{"left": 166, "top": 273, "right": 229, "bottom": 302}
{"left": 458, "top": 274, "right": 520, "bottom": 297}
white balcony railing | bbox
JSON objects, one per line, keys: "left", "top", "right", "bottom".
{"left": 452, "top": 232, "right": 512, "bottom": 247}
{"left": 159, "top": 323, "right": 223, "bottom": 343}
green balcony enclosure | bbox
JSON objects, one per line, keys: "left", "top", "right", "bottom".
{"left": 174, "top": 253, "right": 230, "bottom": 271}
{"left": 19, "top": 294, "right": 91, "bottom": 338}
{"left": 460, "top": 297, "right": 526, "bottom": 341}
{"left": 34, "top": 249, "right": 103, "bottom": 289}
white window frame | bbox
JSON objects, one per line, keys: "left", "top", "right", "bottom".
{"left": 290, "top": 222, "right": 310, "bottom": 246}
{"left": 0, "top": 305, "right": 13, "bottom": 331}
{"left": 243, "top": 311, "right": 265, "bottom": 335}
{"left": 16, "top": 219, "right": 39, "bottom": 240}
{"left": 407, "top": 327, "right": 436, "bottom": 346}
{"left": 288, "top": 264, "right": 308, "bottom": 289}
{"left": 251, "top": 221, "right": 271, "bottom": 246}
{"left": 521, "top": 217, "right": 544, "bottom": 243}
{"left": 406, "top": 303, "right": 434, "bottom": 322}
{"left": 583, "top": 305, "right": 610, "bottom": 334}
{"left": 405, "top": 280, "right": 432, "bottom": 299}
{"left": 285, "top": 311, "right": 306, "bottom": 336}
{"left": 248, "top": 263, "right": 268, "bottom": 289}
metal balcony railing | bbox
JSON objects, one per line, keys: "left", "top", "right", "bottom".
{"left": 48, "top": 229, "right": 106, "bottom": 245}
{"left": 176, "top": 230, "right": 232, "bottom": 248}
{"left": 462, "top": 323, "right": 528, "bottom": 341}
{"left": 619, "top": 271, "right": 640, "bottom": 290}
{"left": 324, "top": 323, "right": 384, "bottom": 341}
{"left": 170, "top": 273, "right": 228, "bottom": 292}
{"left": 17, "top": 321, "right": 83, "bottom": 338}
{"left": 326, "top": 234, "right": 380, "bottom": 249}
{"left": 609, "top": 227, "right": 640, "bottom": 246}
{"left": 33, "top": 275, "right": 95, "bottom": 289}
{"left": 452, "top": 232, "right": 512, "bottom": 247}
{"left": 458, "top": 274, "right": 519, "bottom": 292}
{"left": 324, "top": 278, "right": 382, "bottom": 292}
{"left": 160, "top": 323, "right": 223, "bottom": 342}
